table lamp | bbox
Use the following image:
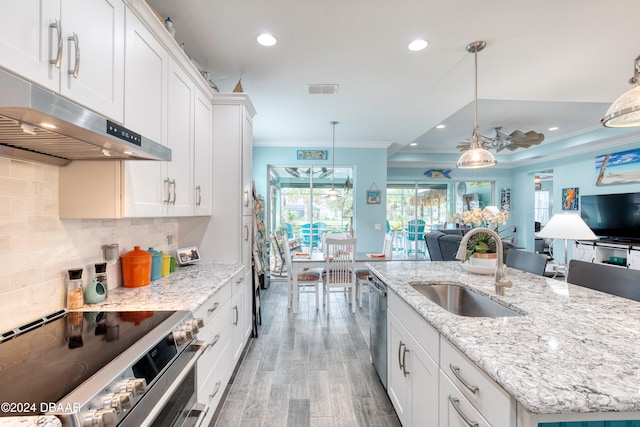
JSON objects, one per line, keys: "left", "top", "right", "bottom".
{"left": 536, "top": 213, "right": 597, "bottom": 280}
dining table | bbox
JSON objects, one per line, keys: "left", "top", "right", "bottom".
{"left": 290, "top": 251, "right": 391, "bottom": 313}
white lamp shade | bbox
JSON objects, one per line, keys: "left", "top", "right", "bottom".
{"left": 537, "top": 213, "right": 597, "bottom": 240}
{"left": 601, "top": 85, "right": 640, "bottom": 128}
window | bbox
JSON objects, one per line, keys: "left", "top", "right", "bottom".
{"left": 534, "top": 191, "right": 550, "bottom": 225}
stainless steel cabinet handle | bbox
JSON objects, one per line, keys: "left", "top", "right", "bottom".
{"left": 171, "top": 179, "right": 177, "bottom": 205}
{"left": 233, "top": 305, "right": 238, "bottom": 326}
{"left": 209, "top": 381, "right": 221, "bottom": 401}
{"left": 196, "top": 185, "right": 202, "bottom": 206}
{"left": 49, "top": 19, "right": 62, "bottom": 67}
{"left": 244, "top": 225, "right": 249, "bottom": 241}
{"left": 398, "top": 341, "right": 405, "bottom": 371}
{"left": 449, "top": 364, "right": 479, "bottom": 394}
{"left": 68, "top": 32, "right": 79, "bottom": 78}
{"left": 206, "top": 334, "right": 220, "bottom": 350}
{"left": 402, "top": 347, "right": 410, "bottom": 377}
{"left": 448, "top": 396, "right": 479, "bottom": 427}
{"left": 164, "top": 178, "right": 171, "bottom": 204}
{"left": 244, "top": 190, "right": 249, "bottom": 207}
{"left": 207, "top": 302, "right": 219, "bottom": 316}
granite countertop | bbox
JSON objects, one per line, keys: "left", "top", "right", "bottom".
{"left": 0, "top": 416, "right": 61, "bottom": 427}
{"left": 365, "top": 261, "right": 640, "bottom": 416}
{"left": 81, "top": 262, "right": 244, "bottom": 311}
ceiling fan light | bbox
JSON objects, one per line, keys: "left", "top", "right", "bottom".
{"left": 328, "top": 188, "right": 339, "bottom": 200}
{"left": 601, "top": 85, "right": 640, "bottom": 127}
{"left": 456, "top": 147, "right": 497, "bottom": 168}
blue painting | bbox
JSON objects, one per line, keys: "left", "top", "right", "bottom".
{"left": 595, "top": 147, "right": 640, "bottom": 186}
{"left": 562, "top": 187, "right": 579, "bottom": 210}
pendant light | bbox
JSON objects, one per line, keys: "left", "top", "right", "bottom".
{"left": 601, "top": 54, "right": 640, "bottom": 128}
{"left": 456, "top": 41, "right": 497, "bottom": 169}
{"left": 328, "top": 121, "right": 340, "bottom": 200}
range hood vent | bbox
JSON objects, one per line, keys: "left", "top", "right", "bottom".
{"left": 0, "top": 70, "right": 171, "bottom": 166}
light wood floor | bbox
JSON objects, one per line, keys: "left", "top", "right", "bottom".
{"left": 212, "top": 277, "right": 401, "bottom": 427}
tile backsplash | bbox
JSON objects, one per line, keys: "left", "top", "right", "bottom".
{"left": 0, "top": 158, "right": 179, "bottom": 331}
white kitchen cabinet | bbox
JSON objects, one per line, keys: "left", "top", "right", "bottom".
{"left": 0, "top": 0, "right": 125, "bottom": 122}
{"left": 202, "top": 94, "right": 256, "bottom": 262}
{"left": 0, "top": 1, "right": 61, "bottom": 92}
{"left": 440, "top": 371, "right": 491, "bottom": 427}
{"left": 120, "top": 5, "right": 169, "bottom": 217}
{"left": 388, "top": 294, "right": 439, "bottom": 427}
{"left": 164, "top": 58, "right": 194, "bottom": 216}
{"left": 440, "top": 338, "right": 515, "bottom": 427}
{"left": 193, "top": 281, "right": 233, "bottom": 427}
{"left": 193, "top": 87, "right": 213, "bottom": 216}
{"left": 230, "top": 273, "right": 245, "bottom": 363}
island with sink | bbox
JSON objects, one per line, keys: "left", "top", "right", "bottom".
{"left": 365, "top": 260, "right": 640, "bottom": 427}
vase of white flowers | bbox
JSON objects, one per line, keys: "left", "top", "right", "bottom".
{"left": 450, "top": 206, "right": 510, "bottom": 264}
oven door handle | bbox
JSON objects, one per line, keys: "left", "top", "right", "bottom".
{"left": 185, "top": 403, "right": 210, "bottom": 427}
{"left": 141, "top": 340, "right": 205, "bottom": 425}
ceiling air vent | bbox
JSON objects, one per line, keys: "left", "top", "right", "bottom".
{"left": 306, "top": 84, "right": 339, "bottom": 95}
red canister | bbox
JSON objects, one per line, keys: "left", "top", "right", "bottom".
{"left": 121, "top": 246, "right": 152, "bottom": 288}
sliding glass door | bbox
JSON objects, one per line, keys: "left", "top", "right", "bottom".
{"left": 387, "top": 182, "right": 449, "bottom": 259}
{"left": 268, "top": 165, "right": 353, "bottom": 251}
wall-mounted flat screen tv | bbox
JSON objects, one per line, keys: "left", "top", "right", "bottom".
{"left": 580, "top": 192, "right": 640, "bottom": 242}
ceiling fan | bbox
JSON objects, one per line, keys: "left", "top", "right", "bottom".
{"left": 285, "top": 167, "right": 333, "bottom": 178}
{"left": 457, "top": 126, "right": 545, "bottom": 152}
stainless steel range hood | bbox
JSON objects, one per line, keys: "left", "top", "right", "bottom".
{"left": 0, "top": 70, "right": 171, "bottom": 166}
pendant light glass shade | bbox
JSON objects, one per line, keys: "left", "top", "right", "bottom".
{"left": 601, "top": 55, "right": 640, "bottom": 128}
{"left": 456, "top": 41, "right": 496, "bottom": 169}
{"left": 457, "top": 128, "right": 496, "bottom": 168}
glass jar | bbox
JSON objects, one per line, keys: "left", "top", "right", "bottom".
{"left": 67, "top": 268, "right": 84, "bottom": 309}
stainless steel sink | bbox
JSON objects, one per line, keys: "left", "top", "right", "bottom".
{"left": 410, "top": 282, "right": 522, "bottom": 318}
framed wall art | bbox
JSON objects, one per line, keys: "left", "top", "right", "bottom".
{"left": 562, "top": 187, "right": 579, "bottom": 210}
{"left": 366, "top": 183, "right": 381, "bottom": 204}
{"left": 296, "top": 149, "right": 328, "bottom": 160}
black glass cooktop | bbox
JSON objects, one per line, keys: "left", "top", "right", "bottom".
{"left": 0, "top": 310, "right": 177, "bottom": 415}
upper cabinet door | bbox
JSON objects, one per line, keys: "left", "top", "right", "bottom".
{"left": 0, "top": 1, "right": 61, "bottom": 91}
{"left": 166, "top": 59, "right": 194, "bottom": 216}
{"left": 194, "top": 88, "right": 213, "bottom": 216}
{"left": 59, "top": 0, "right": 125, "bottom": 122}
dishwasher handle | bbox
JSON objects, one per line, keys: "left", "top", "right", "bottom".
{"left": 368, "top": 276, "right": 387, "bottom": 296}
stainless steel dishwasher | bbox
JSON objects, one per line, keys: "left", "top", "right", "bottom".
{"left": 368, "top": 273, "right": 387, "bottom": 389}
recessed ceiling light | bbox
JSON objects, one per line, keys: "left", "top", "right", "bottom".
{"left": 408, "top": 39, "right": 428, "bottom": 51}
{"left": 548, "top": 126, "right": 559, "bottom": 131}
{"left": 257, "top": 33, "right": 277, "bottom": 47}
{"left": 436, "top": 124, "right": 446, "bottom": 129}
{"left": 410, "top": 142, "right": 417, "bottom": 146}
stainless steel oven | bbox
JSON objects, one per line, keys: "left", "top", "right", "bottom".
{"left": 0, "top": 309, "right": 206, "bottom": 427}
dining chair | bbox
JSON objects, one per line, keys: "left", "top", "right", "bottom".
{"left": 505, "top": 249, "right": 548, "bottom": 276}
{"left": 322, "top": 237, "right": 357, "bottom": 314}
{"left": 270, "top": 233, "right": 286, "bottom": 276}
{"left": 322, "top": 231, "right": 351, "bottom": 256}
{"left": 567, "top": 260, "right": 640, "bottom": 302}
{"left": 405, "top": 219, "right": 427, "bottom": 257}
{"left": 282, "top": 235, "right": 321, "bottom": 310}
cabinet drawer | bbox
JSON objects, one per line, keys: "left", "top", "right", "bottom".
{"left": 231, "top": 271, "right": 245, "bottom": 294}
{"left": 389, "top": 291, "right": 439, "bottom": 362}
{"left": 439, "top": 371, "right": 491, "bottom": 427}
{"left": 198, "top": 340, "right": 233, "bottom": 422}
{"left": 441, "top": 338, "right": 515, "bottom": 427}
{"left": 193, "top": 281, "right": 232, "bottom": 324}
{"left": 197, "top": 300, "right": 231, "bottom": 385}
